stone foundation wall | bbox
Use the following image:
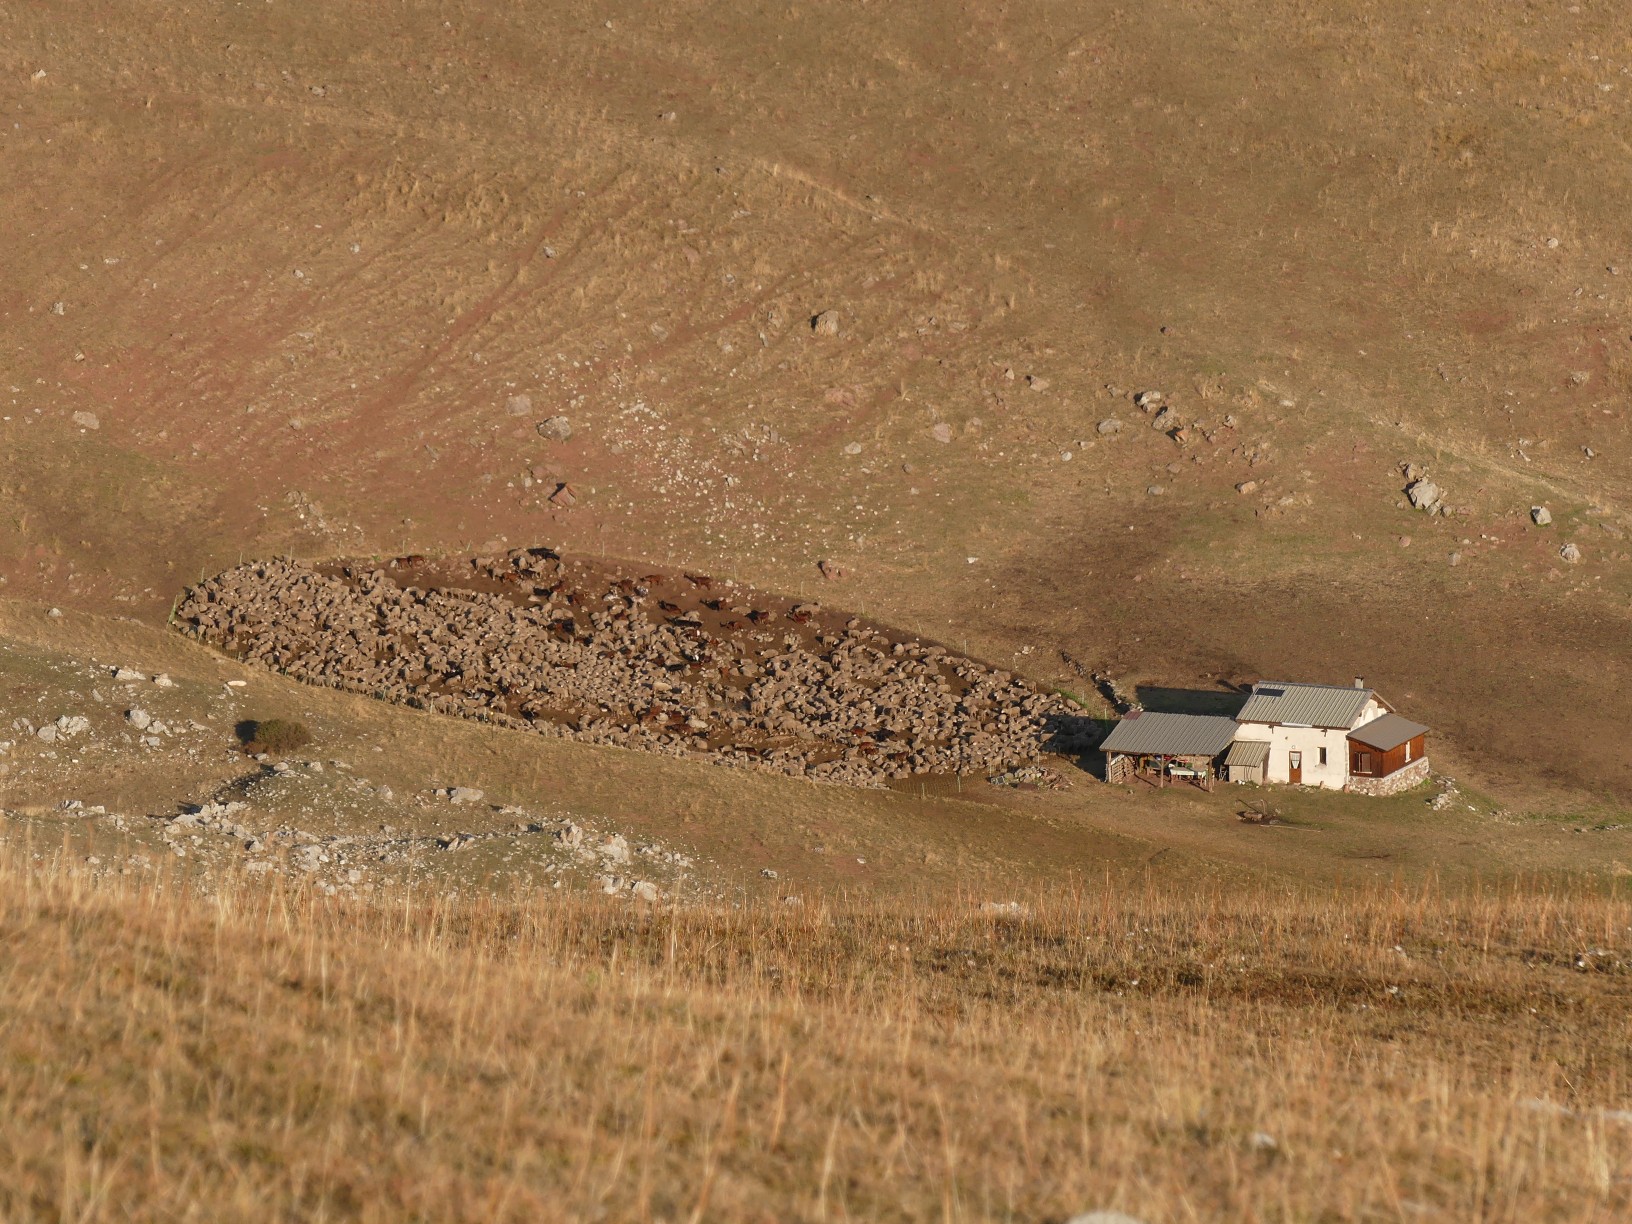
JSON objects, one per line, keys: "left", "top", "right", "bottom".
{"left": 1346, "top": 756, "right": 1431, "bottom": 797}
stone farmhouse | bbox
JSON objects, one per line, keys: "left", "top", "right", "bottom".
{"left": 1100, "top": 678, "right": 1429, "bottom": 796}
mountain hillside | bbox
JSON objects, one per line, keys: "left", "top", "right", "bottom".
{"left": 3, "top": 2, "right": 1632, "bottom": 806}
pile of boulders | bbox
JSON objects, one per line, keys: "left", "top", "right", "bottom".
{"left": 175, "top": 549, "right": 1073, "bottom": 787}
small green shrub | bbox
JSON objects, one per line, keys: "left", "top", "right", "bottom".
{"left": 241, "top": 718, "right": 312, "bottom": 756}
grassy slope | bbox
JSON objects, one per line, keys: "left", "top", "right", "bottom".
{"left": 2, "top": 848, "right": 1630, "bottom": 1222}
{"left": 6, "top": 603, "right": 1631, "bottom": 900}
{"left": 0, "top": 1, "right": 1629, "bottom": 811}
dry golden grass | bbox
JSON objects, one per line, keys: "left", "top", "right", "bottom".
{"left": 3, "top": 839, "right": 1630, "bottom": 1222}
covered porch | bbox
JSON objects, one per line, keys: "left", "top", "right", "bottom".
{"left": 1100, "top": 712, "right": 1238, "bottom": 792}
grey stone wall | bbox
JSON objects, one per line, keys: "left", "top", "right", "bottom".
{"left": 1345, "top": 756, "right": 1431, "bottom": 797}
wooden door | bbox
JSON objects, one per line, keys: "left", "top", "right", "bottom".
{"left": 1288, "top": 750, "right": 1302, "bottom": 785}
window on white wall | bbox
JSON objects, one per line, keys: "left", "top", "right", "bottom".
{"left": 1318, "top": 747, "right": 1328, "bottom": 766}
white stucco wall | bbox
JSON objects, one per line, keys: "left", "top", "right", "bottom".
{"left": 1240, "top": 724, "right": 1350, "bottom": 789}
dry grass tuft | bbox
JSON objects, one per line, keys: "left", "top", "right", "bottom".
{"left": 2, "top": 840, "right": 1630, "bottom": 1221}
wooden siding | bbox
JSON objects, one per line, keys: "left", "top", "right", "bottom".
{"left": 1348, "top": 734, "right": 1425, "bottom": 779}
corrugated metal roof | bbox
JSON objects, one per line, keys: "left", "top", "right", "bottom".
{"left": 1101, "top": 712, "right": 1238, "bottom": 757}
{"left": 1223, "top": 739, "right": 1271, "bottom": 768}
{"left": 1236, "top": 681, "right": 1371, "bottom": 729}
{"left": 1347, "top": 713, "right": 1429, "bottom": 751}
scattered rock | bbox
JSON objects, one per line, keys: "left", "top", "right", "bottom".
{"left": 1448, "top": 552, "right": 1462, "bottom": 566}
{"left": 810, "top": 309, "right": 841, "bottom": 337}
{"left": 979, "top": 900, "right": 1028, "bottom": 918}
{"left": 1235, "top": 480, "right": 1259, "bottom": 495}
{"left": 35, "top": 725, "right": 58, "bottom": 743}
{"left": 1025, "top": 374, "right": 1049, "bottom": 392}
{"left": 1560, "top": 542, "right": 1582, "bottom": 564}
{"left": 632, "top": 880, "right": 659, "bottom": 902}
{"left": 506, "top": 394, "right": 533, "bottom": 417}
{"left": 536, "top": 416, "right": 573, "bottom": 441}
{"left": 444, "top": 786, "right": 485, "bottom": 804}
{"left": 125, "top": 708, "right": 152, "bottom": 731}
{"left": 1405, "top": 479, "right": 1442, "bottom": 511}
{"left": 930, "top": 422, "right": 953, "bottom": 444}
{"left": 71, "top": 411, "right": 100, "bottom": 430}
{"left": 1096, "top": 418, "right": 1123, "bottom": 436}
{"left": 112, "top": 667, "right": 145, "bottom": 682}
{"left": 842, "top": 441, "right": 863, "bottom": 455}
{"left": 1531, "top": 506, "right": 1553, "bottom": 526}
{"left": 761, "top": 868, "right": 779, "bottom": 879}
{"left": 152, "top": 673, "right": 176, "bottom": 688}
{"left": 1146, "top": 485, "right": 1166, "bottom": 496}
{"left": 55, "top": 714, "right": 90, "bottom": 738}
{"left": 1134, "top": 390, "right": 1164, "bottom": 411}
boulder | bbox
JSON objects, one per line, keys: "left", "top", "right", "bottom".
{"left": 1560, "top": 542, "right": 1582, "bottom": 564}
{"left": 810, "top": 309, "right": 841, "bottom": 337}
{"left": 536, "top": 416, "right": 573, "bottom": 441}
{"left": 1405, "top": 479, "right": 1442, "bottom": 511}
{"left": 1531, "top": 506, "right": 1552, "bottom": 526}
{"left": 1096, "top": 418, "right": 1123, "bottom": 436}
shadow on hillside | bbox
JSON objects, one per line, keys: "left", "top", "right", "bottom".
{"left": 1041, "top": 713, "right": 1117, "bottom": 780}
{"left": 1135, "top": 686, "right": 1250, "bottom": 718}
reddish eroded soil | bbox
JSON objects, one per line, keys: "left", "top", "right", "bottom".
{"left": 175, "top": 548, "right": 1089, "bottom": 787}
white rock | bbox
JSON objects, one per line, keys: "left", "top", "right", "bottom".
{"left": 55, "top": 714, "right": 90, "bottom": 738}
{"left": 125, "top": 708, "right": 152, "bottom": 731}
{"left": 930, "top": 422, "right": 953, "bottom": 444}
{"left": 36, "top": 725, "right": 58, "bottom": 743}
{"left": 1560, "top": 542, "right": 1582, "bottom": 564}
{"left": 979, "top": 900, "right": 1028, "bottom": 917}
{"left": 447, "top": 786, "right": 484, "bottom": 804}
{"left": 506, "top": 393, "right": 533, "bottom": 416}
{"left": 1531, "top": 506, "right": 1552, "bottom": 526}
{"left": 601, "top": 834, "right": 631, "bottom": 864}
{"left": 811, "top": 309, "right": 841, "bottom": 337}
{"left": 72, "top": 411, "right": 100, "bottom": 430}
{"left": 536, "top": 416, "right": 572, "bottom": 441}
{"left": 112, "top": 667, "right": 145, "bottom": 682}
{"left": 632, "top": 880, "right": 659, "bottom": 902}
{"left": 1096, "top": 418, "right": 1123, "bottom": 435}
{"left": 152, "top": 673, "right": 176, "bottom": 688}
{"left": 1406, "top": 479, "right": 1442, "bottom": 511}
